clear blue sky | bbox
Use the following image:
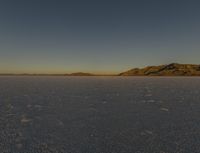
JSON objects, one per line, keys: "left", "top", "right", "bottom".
{"left": 0, "top": 0, "right": 200, "bottom": 74}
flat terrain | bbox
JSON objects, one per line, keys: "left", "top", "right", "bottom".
{"left": 0, "top": 76, "right": 199, "bottom": 153}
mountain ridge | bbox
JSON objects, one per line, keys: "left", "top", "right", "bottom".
{"left": 119, "top": 63, "right": 200, "bottom": 76}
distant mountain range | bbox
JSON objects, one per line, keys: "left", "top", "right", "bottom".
{"left": 1, "top": 63, "right": 200, "bottom": 76}
{"left": 119, "top": 63, "right": 200, "bottom": 76}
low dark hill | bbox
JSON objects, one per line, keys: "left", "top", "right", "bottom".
{"left": 68, "top": 72, "right": 94, "bottom": 76}
{"left": 119, "top": 63, "right": 200, "bottom": 76}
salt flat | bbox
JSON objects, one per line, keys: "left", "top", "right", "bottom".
{"left": 0, "top": 76, "right": 199, "bottom": 153}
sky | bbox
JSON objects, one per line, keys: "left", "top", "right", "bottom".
{"left": 0, "top": 0, "right": 200, "bottom": 74}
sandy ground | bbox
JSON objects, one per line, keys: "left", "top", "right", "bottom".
{"left": 0, "top": 76, "right": 199, "bottom": 153}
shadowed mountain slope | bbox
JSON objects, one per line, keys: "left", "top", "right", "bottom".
{"left": 119, "top": 63, "right": 200, "bottom": 76}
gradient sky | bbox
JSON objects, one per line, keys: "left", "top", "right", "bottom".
{"left": 0, "top": 0, "right": 200, "bottom": 74}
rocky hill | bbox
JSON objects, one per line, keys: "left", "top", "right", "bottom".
{"left": 119, "top": 63, "right": 200, "bottom": 76}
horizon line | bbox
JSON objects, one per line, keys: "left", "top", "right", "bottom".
{"left": 0, "top": 63, "right": 200, "bottom": 76}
